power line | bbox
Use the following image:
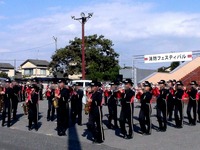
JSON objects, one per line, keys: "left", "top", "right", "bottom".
{"left": 0, "top": 42, "right": 54, "bottom": 54}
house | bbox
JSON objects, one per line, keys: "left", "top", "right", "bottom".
{"left": 19, "top": 59, "right": 50, "bottom": 78}
{"left": 0, "top": 63, "right": 15, "bottom": 77}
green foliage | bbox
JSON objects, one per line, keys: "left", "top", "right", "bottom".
{"left": 157, "top": 61, "right": 180, "bottom": 72}
{"left": 49, "top": 34, "right": 120, "bottom": 81}
{"left": 170, "top": 61, "right": 180, "bottom": 71}
{"left": 0, "top": 72, "right": 8, "bottom": 78}
{"left": 157, "top": 66, "right": 168, "bottom": 73}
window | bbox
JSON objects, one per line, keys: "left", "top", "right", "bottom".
{"left": 24, "top": 69, "right": 33, "bottom": 75}
{"left": 40, "top": 69, "right": 46, "bottom": 75}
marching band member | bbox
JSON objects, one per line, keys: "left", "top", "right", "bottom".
{"left": 119, "top": 79, "right": 135, "bottom": 139}
{"left": 46, "top": 82, "right": 56, "bottom": 121}
{"left": 12, "top": 80, "right": 20, "bottom": 120}
{"left": 174, "top": 81, "right": 184, "bottom": 128}
{"left": 88, "top": 81, "right": 104, "bottom": 144}
{"left": 139, "top": 81, "right": 152, "bottom": 135}
{"left": 2, "top": 79, "right": 13, "bottom": 127}
{"left": 27, "top": 84, "right": 39, "bottom": 131}
{"left": 70, "top": 83, "right": 84, "bottom": 125}
{"left": 107, "top": 81, "right": 119, "bottom": 129}
{"left": 167, "top": 80, "right": 175, "bottom": 121}
{"left": 56, "top": 79, "right": 70, "bottom": 136}
{"left": 157, "top": 80, "right": 168, "bottom": 132}
{"left": 186, "top": 81, "right": 198, "bottom": 126}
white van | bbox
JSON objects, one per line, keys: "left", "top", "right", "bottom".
{"left": 71, "top": 80, "right": 92, "bottom": 104}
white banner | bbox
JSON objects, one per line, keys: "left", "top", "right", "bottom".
{"left": 144, "top": 52, "right": 193, "bottom": 63}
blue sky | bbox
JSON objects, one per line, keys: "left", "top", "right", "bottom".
{"left": 1, "top": 0, "right": 200, "bottom": 69}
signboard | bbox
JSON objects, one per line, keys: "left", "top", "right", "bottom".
{"left": 144, "top": 52, "right": 193, "bottom": 63}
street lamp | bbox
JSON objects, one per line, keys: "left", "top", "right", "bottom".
{"left": 71, "top": 12, "right": 93, "bottom": 80}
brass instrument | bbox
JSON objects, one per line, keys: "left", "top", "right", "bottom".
{"left": 22, "top": 102, "right": 28, "bottom": 115}
{"left": 84, "top": 101, "right": 92, "bottom": 115}
{"left": 84, "top": 94, "right": 92, "bottom": 115}
{"left": 53, "top": 88, "right": 60, "bottom": 109}
{"left": 52, "top": 97, "right": 59, "bottom": 108}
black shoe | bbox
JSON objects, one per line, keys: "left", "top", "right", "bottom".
{"left": 47, "top": 118, "right": 50, "bottom": 121}
{"left": 114, "top": 125, "right": 119, "bottom": 129}
{"left": 58, "top": 132, "right": 63, "bottom": 136}
{"left": 7, "top": 124, "right": 10, "bottom": 127}
{"left": 122, "top": 134, "right": 128, "bottom": 139}
{"left": 2, "top": 123, "right": 5, "bottom": 127}
{"left": 168, "top": 118, "right": 172, "bottom": 122}
{"left": 93, "top": 140, "right": 103, "bottom": 145}
{"left": 127, "top": 134, "right": 133, "bottom": 139}
{"left": 78, "top": 123, "right": 82, "bottom": 126}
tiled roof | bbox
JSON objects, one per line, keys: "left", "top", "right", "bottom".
{"left": 21, "top": 59, "right": 49, "bottom": 67}
{"left": 0, "top": 63, "right": 14, "bottom": 69}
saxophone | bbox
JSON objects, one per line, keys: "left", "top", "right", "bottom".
{"left": 84, "top": 93, "right": 92, "bottom": 115}
{"left": 53, "top": 88, "right": 60, "bottom": 109}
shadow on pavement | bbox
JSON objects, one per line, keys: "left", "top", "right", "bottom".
{"left": 68, "top": 125, "right": 82, "bottom": 150}
{"left": 11, "top": 113, "right": 24, "bottom": 126}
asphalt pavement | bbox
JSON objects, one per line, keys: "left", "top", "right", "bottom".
{"left": 0, "top": 100, "right": 200, "bottom": 150}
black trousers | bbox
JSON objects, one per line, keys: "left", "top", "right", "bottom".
{"left": 119, "top": 103, "right": 134, "bottom": 136}
{"left": 174, "top": 100, "right": 184, "bottom": 127}
{"left": 12, "top": 96, "right": 19, "bottom": 120}
{"left": 2, "top": 100, "right": 12, "bottom": 126}
{"left": 187, "top": 100, "right": 197, "bottom": 125}
{"left": 139, "top": 103, "right": 152, "bottom": 134}
{"left": 28, "top": 104, "right": 38, "bottom": 129}
{"left": 167, "top": 98, "right": 174, "bottom": 120}
{"left": 57, "top": 103, "right": 69, "bottom": 134}
{"left": 90, "top": 108, "right": 104, "bottom": 142}
{"left": 198, "top": 100, "right": 200, "bottom": 122}
{"left": 108, "top": 105, "right": 118, "bottom": 127}
{"left": 47, "top": 99, "right": 55, "bottom": 121}
{"left": 157, "top": 100, "right": 167, "bottom": 130}
{"left": 71, "top": 105, "right": 82, "bottom": 125}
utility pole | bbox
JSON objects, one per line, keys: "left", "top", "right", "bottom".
{"left": 71, "top": 12, "right": 93, "bottom": 80}
{"left": 53, "top": 36, "right": 57, "bottom": 51}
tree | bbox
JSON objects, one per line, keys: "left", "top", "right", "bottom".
{"left": 170, "top": 61, "right": 180, "bottom": 71}
{"left": 157, "top": 61, "right": 180, "bottom": 72}
{"left": 0, "top": 72, "right": 8, "bottom": 78}
{"left": 49, "top": 34, "right": 120, "bottom": 81}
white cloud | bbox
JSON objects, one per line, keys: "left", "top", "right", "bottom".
{"left": 1, "top": 0, "right": 200, "bottom": 68}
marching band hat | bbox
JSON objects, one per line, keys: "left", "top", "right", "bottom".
{"left": 58, "top": 79, "right": 66, "bottom": 84}
{"left": 5, "top": 78, "right": 11, "bottom": 83}
{"left": 90, "top": 81, "right": 99, "bottom": 87}
{"left": 190, "top": 81, "right": 198, "bottom": 86}
{"left": 167, "top": 80, "right": 173, "bottom": 83}
{"left": 143, "top": 81, "right": 151, "bottom": 87}
{"left": 109, "top": 80, "right": 119, "bottom": 86}
{"left": 176, "top": 81, "right": 183, "bottom": 86}
{"left": 158, "top": 80, "right": 166, "bottom": 85}
{"left": 172, "top": 79, "right": 177, "bottom": 83}
{"left": 123, "top": 79, "right": 133, "bottom": 85}
{"left": 30, "top": 84, "right": 38, "bottom": 89}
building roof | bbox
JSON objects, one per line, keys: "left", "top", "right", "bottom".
{"left": 143, "top": 56, "right": 200, "bottom": 84}
{"left": 21, "top": 59, "right": 49, "bottom": 67}
{"left": 0, "top": 63, "right": 14, "bottom": 69}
